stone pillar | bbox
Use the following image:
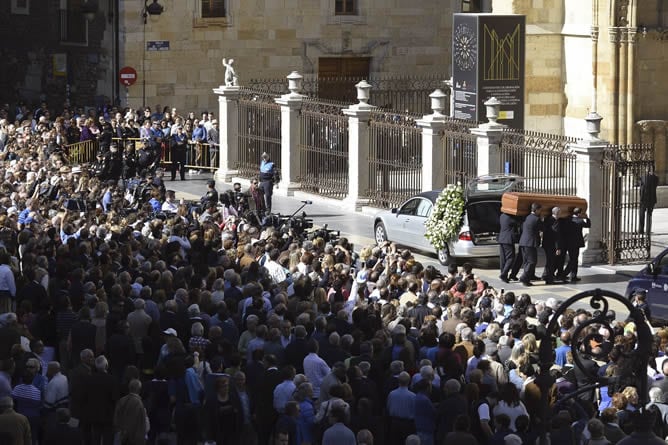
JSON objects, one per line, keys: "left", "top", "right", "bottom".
{"left": 417, "top": 89, "right": 448, "bottom": 191}
{"left": 470, "top": 97, "right": 506, "bottom": 176}
{"left": 274, "top": 71, "right": 304, "bottom": 196}
{"left": 572, "top": 140, "right": 607, "bottom": 264}
{"left": 573, "top": 112, "right": 607, "bottom": 264}
{"left": 212, "top": 85, "right": 241, "bottom": 182}
{"left": 344, "top": 80, "right": 376, "bottom": 210}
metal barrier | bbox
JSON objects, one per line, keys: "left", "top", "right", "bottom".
{"left": 298, "top": 99, "right": 350, "bottom": 199}
{"left": 65, "top": 140, "right": 98, "bottom": 164}
{"left": 600, "top": 143, "right": 655, "bottom": 264}
{"left": 237, "top": 89, "right": 282, "bottom": 179}
{"left": 498, "top": 129, "right": 578, "bottom": 195}
{"left": 365, "top": 111, "right": 422, "bottom": 209}
{"left": 441, "top": 119, "right": 480, "bottom": 187}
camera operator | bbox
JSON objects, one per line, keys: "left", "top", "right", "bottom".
{"left": 122, "top": 145, "right": 137, "bottom": 180}
{"left": 136, "top": 143, "right": 156, "bottom": 177}
{"left": 102, "top": 180, "right": 115, "bottom": 212}
{"left": 107, "top": 144, "right": 123, "bottom": 181}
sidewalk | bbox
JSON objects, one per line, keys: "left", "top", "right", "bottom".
{"left": 165, "top": 174, "right": 668, "bottom": 284}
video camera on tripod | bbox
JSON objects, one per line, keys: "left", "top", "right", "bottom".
{"left": 308, "top": 224, "right": 340, "bottom": 244}
{"left": 263, "top": 200, "right": 313, "bottom": 237}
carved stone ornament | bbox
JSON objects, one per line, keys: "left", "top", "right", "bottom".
{"left": 222, "top": 58, "right": 238, "bottom": 87}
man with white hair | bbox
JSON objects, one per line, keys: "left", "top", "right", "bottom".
{"left": 81, "top": 355, "right": 119, "bottom": 445}
{"left": 387, "top": 372, "right": 416, "bottom": 443}
{"left": 540, "top": 206, "right": 561, "bottom": 284}
{"left": 454, "top": 327, "right": 475, "bottom": 363}
{"left": 127, "top": 298, "right": 151, "bottom": 355}
{"left": 44, "top": 361, "right": 68, "bottom": 411}
{"left": 648, "top": 386, "right": 668, "bottom": 432}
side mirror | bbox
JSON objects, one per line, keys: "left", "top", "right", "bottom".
{"left": 391, "top": 208, "right": 398, "bottom": 214}
{"left": 649, "top": 263, "right": 658, "bottom": 275}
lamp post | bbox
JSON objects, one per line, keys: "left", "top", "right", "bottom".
{"left": 142, "top": 0, "right": 163, "bottom": 107}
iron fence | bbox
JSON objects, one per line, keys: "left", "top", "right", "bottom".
{"left": 600, "top": 143, "right": 655, "bottom": 264}
{"left": 237, "top": 89, "right": 282, "bottom": 179}
{"left": 441, "top": 119, "right": 480, "bottom": 187}
{"left": 298, "top": 98, "right": 350, "bottom": 199}
{"left": 365, "top": 110, "right": 423, "bottom": 209}
{"left": 498, "top": 129, "right": 578, "bottom": 195}
{"left": 250, "top": 73, "right": 448, "bottom": 115}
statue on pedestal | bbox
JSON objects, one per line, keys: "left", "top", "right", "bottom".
{"left": 222, "top": 58, "right": 238, "bottom": 87}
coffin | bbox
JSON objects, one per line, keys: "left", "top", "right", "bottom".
{"left": 501, "top": 192, "right": 588, "bottom": 218}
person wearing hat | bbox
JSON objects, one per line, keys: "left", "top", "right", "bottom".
{"left": 170, "top": 123, "right": 188, "bottom": 181}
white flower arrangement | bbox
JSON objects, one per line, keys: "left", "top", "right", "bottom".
{"left": 425, "top": 183, "right": 465, "bottom": 250}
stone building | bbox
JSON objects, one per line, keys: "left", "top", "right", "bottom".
{"left": 2, "top": 0, "right": 667, "bottom": 184}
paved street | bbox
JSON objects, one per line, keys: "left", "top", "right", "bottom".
{"left": 167, "top": 174, "right": 668, "bottom": 319}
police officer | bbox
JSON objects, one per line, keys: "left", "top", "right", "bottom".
{"left": 259, "top": 152, "right": 277, "bottom": 214}
{"left": 201, "top": 179, "right": 219, "bottom": 209}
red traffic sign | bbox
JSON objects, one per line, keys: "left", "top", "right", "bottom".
{"left": 119, "top": 66, "right": 138, "bottom": 86}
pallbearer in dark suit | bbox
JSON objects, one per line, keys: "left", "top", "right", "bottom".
{"left": 519, "top": 203, "right": 542, "bottom": 286}
{"left": 561, "top": 207, "right": 591, "bottom": 282}
{"left": 497, "top": 212, "right": 522, "bottom": 283}
{"left": 541, "top": 207, "right": 561, "bottom": 284}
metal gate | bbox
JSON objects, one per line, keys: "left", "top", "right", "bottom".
{"left": 498, "top": 129, "right": 578, "bottom": 195}
{"left": 442, "top": 119, "right": 479, "bottom": 187}
{"left": 365, "top": 111, "right": 422, "bottom": 209}
{"left": 237, "top": 90, "right": 282, "bottom": 179}
{"left": 601, "top": 143, "right": 655, "bottom": 264}
{"left": 298, "top": 99, "right": 349, "bottom": 199}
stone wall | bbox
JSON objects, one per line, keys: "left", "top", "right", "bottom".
{"left": 120, "top": 0, "right": 453, "bottom": 113}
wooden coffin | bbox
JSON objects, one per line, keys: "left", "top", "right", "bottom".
{"left": 501, "top": 192, "right": 588, "bottom": 218}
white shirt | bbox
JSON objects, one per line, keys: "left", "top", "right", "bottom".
{"left": 44, "top": 372, "right": 69, "bottom": 409}
{"left": 264, "top": 260, "right": 287, "bottom": 284}
{"left": 0, "top": 264, "right": 16, "bottom": 296}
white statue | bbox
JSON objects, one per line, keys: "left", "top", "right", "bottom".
{"left": 222, "top": 58, "right": 238, "bottom": 87}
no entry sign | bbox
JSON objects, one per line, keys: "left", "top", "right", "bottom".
{"left": 119, "top": 66, "right": 138, "bottom": 86}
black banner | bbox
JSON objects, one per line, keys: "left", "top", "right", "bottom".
{"left": 452, "top": 14, "right": 525, "bottom": 129}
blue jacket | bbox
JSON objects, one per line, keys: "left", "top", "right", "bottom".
{"left": 192, "top": 125, "right": 207, "bottom": 143}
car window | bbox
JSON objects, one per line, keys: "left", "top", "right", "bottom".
{"left": 399, "top": 198, "right": 420, "bottom": 216}
{"left": 658, "top": 253, "right": 668, "bottom": 274}
{"left": 416, "top": 199, "right": 432, "bottom": 218}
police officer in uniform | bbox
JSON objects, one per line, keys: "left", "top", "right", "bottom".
{"left": 170, "top": 124, "right": 188, "bottom": 181}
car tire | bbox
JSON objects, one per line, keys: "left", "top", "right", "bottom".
{"left": 438, "top": 246, "right": 452, "bottom": 266}
{"left": 374, "top": 222, "right": 388, "bottom": 245}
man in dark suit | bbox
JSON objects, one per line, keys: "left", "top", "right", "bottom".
{"left": 284, "top": 325, "right": 310, "bottom": 374}
{"left": 639, "top": 165, "right": 659, "bottom": 234}
{"left": 560, "top": 207, "right": 591, "bottom": 282}
{"left": 541, "top": 207, "right": 561, "bottom": 284}
{"left": 519, "top": 203, "right": 542, "bottom": 286}
{"left": 255, "top": 354, "right": 282, "bottom": 445}
{"left": 497, "top": 212, "right": 522, "bottom": 283}
{"left": 81, "top": 355, "right": 119, "bottom": 445}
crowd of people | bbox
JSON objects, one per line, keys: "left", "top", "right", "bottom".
{"left": 0, "top": 101, "right": 667, "bottom": 445}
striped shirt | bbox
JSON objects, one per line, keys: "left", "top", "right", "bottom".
{"left": 12, "top": 383, "right": 42, "bottom": 418}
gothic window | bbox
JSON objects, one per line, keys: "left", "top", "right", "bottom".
{"left": 201, "top": 0, "right": 225, "bottom": 18}
{"left": 11, "top": 0, "right": 30, "bottom": 15}
{"left": 335, "top": 0, "right": 357, "bottom": 15}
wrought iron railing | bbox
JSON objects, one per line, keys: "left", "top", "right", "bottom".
{"left": 499, "top": 129, "right": 578, "bottom": 195}
{"left": 441, "top": 118, "right": 480, "bottom": 187}
{"left": 298, "top": 98, "right": 350, "bottom": 199}
{"left": 536, "top": 289, "right": 652, "bottom": 442}
{"left": 237, "top": 89, "right": 282, "bottom": 179}
{"left": 250, "top": 73, "right": 448, "bottom": 115}
{"left": 364, "top": 110, "right": 423, "bottom": 209}
{"left": 600, "top": 143, "right": 655, "bottom": 264}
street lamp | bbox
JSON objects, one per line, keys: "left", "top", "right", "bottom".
{"left": 143, "top": 0, "right": 164, "bottom": 24}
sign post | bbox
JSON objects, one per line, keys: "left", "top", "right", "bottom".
{"left": 119, "top": 66, "right": 138, "bottom": 87}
